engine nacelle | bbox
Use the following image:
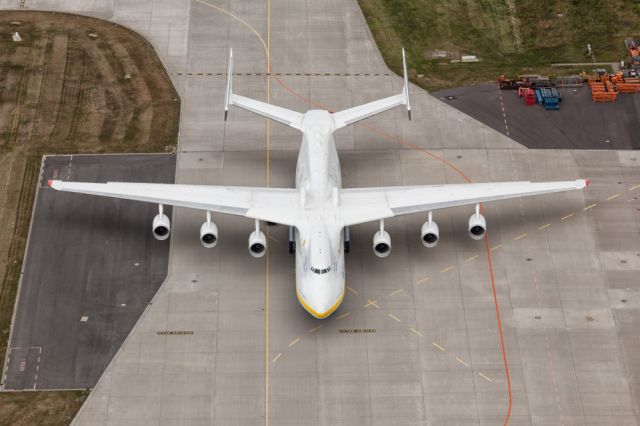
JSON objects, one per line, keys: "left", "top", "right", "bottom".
{"left": 373, "top": 230, "right": 391, "bottom": 258}
{"left": 200, "top": 220, "right": 219, "bottom": 248}
{"left": 152, "top": 213, "right": 171, "bottom": 240}
{"left": 468, "top": 206, "right": 487, "bottom": 240}
{"left": 421, "top": 211, "right": 439, "bottom": 248}
{"left": 248, "top": 230, "right": 267, "bottom": 258}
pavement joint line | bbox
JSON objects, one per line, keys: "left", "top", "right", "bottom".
{"left": 561, "top": 213, "right": 575, "bottom": 220}
{"left": 583, "top": 203, "right": 597, "bottom": 211}
{"left": 388, "top": 288, "right": 404, "bottom": 296}
{"left": 414, "top": 276, "right": 430, "bottom": 285}
{"left": 465, "top": 254, "right": 479, "bottom": 262}
{"left": 478, "top": 372, "right": 493, "bottom": 382}
{"left": 364, "top": 300, "right": 379, "bottom": 309}
{"left": 308, "top": 325, "right": 323, "bottom": 333}
{"left": 513, "top": 233, "right": 527, "bottom": 240}
{"left": 630, "top": 184, "right": 640, "bottom": 191}
{"left": 607, "top": 193, "right": 619, "bottom": 200}
{"left": 288, "top": 337, "right": 300, "bottom": 347}
{"left": 409, "top": 327, "right": 423, "bottom": 337}
{"left": 272, "top": 353, "right": 282, "bottom": 363}
{"left": 335, "top": 312, "right": 350, "bottom": 320}
{"left": 456, "top": 357, "right": 470, "bottom": 367}
{"left": 538, "top": 223, "right": 551, "bottom": 230}
{"left": 490, "top": 244, "right": 502, "bottom": 251}
{"left": 440, "top": 266, "right": 455, "bottom": 273}
{"left": 346, "top": 286, "right": 358, "bottom": 295}
{"left": 388, "top": 313, "right": 401, "bottom": 322}
{"left": 432, "top": 342, "right": 446, "bottom": 351}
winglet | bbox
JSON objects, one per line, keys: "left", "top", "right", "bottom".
{"left": 401, "top": 48, "right": 411, "bottom": 121}
{"left": 585, "top": 178, "right": 590, "bottom": 187}
{"left": 48, "top": 179, "right": 53, "bottom": 188}
{"left": 224, "top": 48, "right": 233, "bottom": 121}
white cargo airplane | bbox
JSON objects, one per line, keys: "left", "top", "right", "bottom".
{"left": 49, "top": 49, "right": 589, "bottom": 319}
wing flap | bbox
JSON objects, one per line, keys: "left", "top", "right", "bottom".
{"left": 49, "top": 180, "right": 300, "bottom": 226}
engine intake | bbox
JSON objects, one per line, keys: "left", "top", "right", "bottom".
{"left": 421, "top": 211, "right": 439, "bottom": 248}
{"left": 200, "top": 213, "right": 218, "bottom": 248}
{"left": 152, "top": 205, "right": 170, "bottom": 240}
{"left": 468, "top": 204, "right": 486, "bottom": 240}
{"left": 248, "top": 220, "right": 266, "bottom": 258}
{"left": 373, "top": 221, "right": 391, "bottom": 258}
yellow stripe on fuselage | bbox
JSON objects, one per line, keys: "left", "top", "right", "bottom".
{"left": 296, "top": 287, "right": 345, "bottom": 319}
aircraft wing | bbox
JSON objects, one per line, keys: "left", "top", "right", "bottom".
{"left": 48, "top": 180, "right": 300, "bottom": 226}
{"left": 338, "top": 179, "right": 589, "bottom": 227}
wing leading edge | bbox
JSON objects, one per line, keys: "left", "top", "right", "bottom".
{"left": 338, "top": 179, "right": 589, "bottom": 227}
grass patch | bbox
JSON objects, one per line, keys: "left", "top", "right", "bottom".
{"left": 358, "top": 0, "right": 640, "bottom": 90}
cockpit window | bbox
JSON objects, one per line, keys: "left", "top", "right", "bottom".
{"left": 310, "top": 266, "right": 332, "bottom": 275}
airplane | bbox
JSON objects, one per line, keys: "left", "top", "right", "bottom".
{"left": 49, "top": 49, "right": 589, "bottom": 319}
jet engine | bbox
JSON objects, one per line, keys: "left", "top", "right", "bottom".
{"left": 373, "top": 220, "right": 391, "bottom": 258}
{"left": 421, "top": 211, "right": 439, "bottom": 248}
{"left": 200, "top": 212, "right": 218, "bottom": 248}
{"left": 248, "top": 220, "right": 266, "bottom": 258}
{"left": 468, "top": 204, "right": 486, "bottom": 240}
{"left": 152, "top": 204, "right": 170, "bottom": 240}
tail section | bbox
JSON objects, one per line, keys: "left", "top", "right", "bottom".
{"left": 223, "top": 48, "right": 412, "bottom": 132}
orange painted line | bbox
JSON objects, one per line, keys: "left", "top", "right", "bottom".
{"left": 561, "top": 213, "right": 574, "bottom": 220}
{"left": 389, "top": 288, "right": 404, "bottom": 296}
{"left": 456, "top": 357, "right": 469, "bottom": 367}
{"left": 513, "top": 233, "right": 527, "bottom": 241}
{"left": 583, "top": 203, "right": 597, "bottom": 211}
{"left": 440, "top": 266, "right": 455, "bottom": 273}
{"left": 537, "top": 223, "right": 551, "bottom": 230}
{"left": 346, "top": 286, "right": 358, "bottom": 295}
{"left": 409, "top": 327, "right": 423, "bottom": 337}
{"left": 272, "top": 353, "right": 282, "bottom": 363}
{"left": 414, "top": 276, "right": 430, "bottom": 285}
{"left": 607, "top": 193, "right": 619, "bottom": 200}
{"left": 308, "top": 325, "right": 323, "bottom": 333}
{"left": 465, "top": 254, "right": 479, "bottom": 262}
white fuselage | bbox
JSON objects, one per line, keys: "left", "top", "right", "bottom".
{"left": 293, "top": 110, "right": 346, "bottom": 318}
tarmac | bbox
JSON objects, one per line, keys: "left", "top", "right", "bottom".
{"left": 0, "top": 0, "right": 639, "bottom": 425}
{"left": 433, "top": 83, "right": 640, "bottom": 150}
{"left": 2, "top": 154, "right": 175, "bottom": 390}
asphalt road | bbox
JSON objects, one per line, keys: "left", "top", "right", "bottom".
{"left": 2, "top": 154, "right": 175, "bottom": 390}
{"left": 433, "top": 83, "right": 640, "bottom": 150}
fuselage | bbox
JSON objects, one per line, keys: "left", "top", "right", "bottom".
{"left": 293, "top": 110, "right": 346, "bottom": 318}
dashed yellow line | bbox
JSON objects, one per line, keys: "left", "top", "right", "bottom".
{"left": 478, "top": 372, "right": 493, "bottom": 382}
{"left": 335, "top": 312, "right": 351, "bottom": 320}
{"left": 388, "top": 313, "right": 401, "bottom": 323}
{"left": 346, "top": 286, "right": 358, "bottom": 295}
{"left": 465, "top": 254, "right": 479, "bottom": 262}
{"left": 456, "top": 357, "right": 469, "bottom": 367}
{"left": 607, "top": 194, "right": 619, "bottom": 200}
{"left": 415, "top": 277, "right": 430, "bottom": 285}
{"left": 308, "top": 325, "right": 323, "bottom": 333}
{"left": 409, "top": 327, "right": 423, "bottom": 337}
{"left": 513, "top": 233, "right": 527, "bottom": 241}
{"left": 537, "top": 223, "right": 551, "bottom": 231}
{"left": 630, "top": 184, "right": 640, "bottom": 191}
{"left": 561, "top": 213, "right": 574, "bottom": 221}
{"left": 288, "top": 337, "right": 300, "bottom": 347}
{"left": 490, "top": 244, "right": 502, "bottom": 251}
{"left": 440, "top": 266, "right": 455, "bottom": 273}
{"left": 432, "top": 342, "right": 446, "bottom": 352}
{"left": 272, "top": 353, "right": 282, "bottom": 363}
{"left": 389, "top": 288, "right": 404, "bottom": 296}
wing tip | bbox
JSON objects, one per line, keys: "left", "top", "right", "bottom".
{"left": 48, "top": 179, "right": 61, "bottom": 190}
{"left": 585, "top": 178, "right": 590, "bottom": 187}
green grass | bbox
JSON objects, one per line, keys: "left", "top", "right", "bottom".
{"left": 358, "top": 0, "right": 640, "bottom": 90}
